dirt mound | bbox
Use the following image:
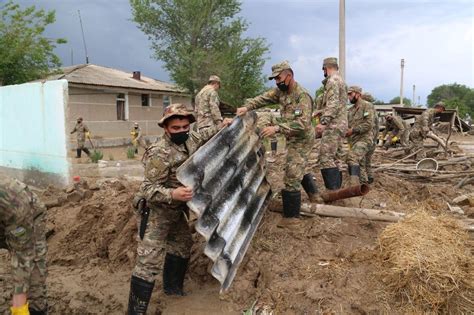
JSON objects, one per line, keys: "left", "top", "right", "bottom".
{"left": 378, "top": 211, "right": 473, "bottom": 313}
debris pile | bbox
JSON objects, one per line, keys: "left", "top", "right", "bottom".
{"left": 378, "top": 211, "right": 473, "bottom": 313}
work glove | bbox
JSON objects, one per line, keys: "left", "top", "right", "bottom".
{"left": 11, "top": 303, "right": 29, "bottom": 315}
{"left": 391, "top": 136, "right": 399, "bottom": 144}
{"left": 85, "top": 132, "right": 91, "bottom": 138}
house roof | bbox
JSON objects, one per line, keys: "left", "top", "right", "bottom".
{"left": 44, "top": 64, "right": 188, "bottom": 94}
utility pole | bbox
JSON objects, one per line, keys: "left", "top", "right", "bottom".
{"left": 78, "top": 10, "right": 89, "bottom": 64}
{"left": 400, "top": 59, "right": 405, "bottom": 105}
{"left": 70, "top": 48, "right": 74, "bottom": 66}
{"left": 412, "top": 84, "right": 416, "bottom": 107}
{"left": 339, "top": 0, "right": 346, "bottom": 80}
{"left": 418, "top": 96, "right": 421, "bottom": 106}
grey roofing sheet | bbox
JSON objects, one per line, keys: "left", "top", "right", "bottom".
{"left": 177, "top": 112, "right": 271, "bottom": 292}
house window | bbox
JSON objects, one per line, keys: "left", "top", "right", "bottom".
{"left": 163, "top": 95, "right": 171, "bottom": 108}
{"left": 141, "top": 94, "right": 150, "bottom": 107}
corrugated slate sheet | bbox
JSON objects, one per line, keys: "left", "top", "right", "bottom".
{"left": 177, "top": 112, "right": 271, "bottom": 292}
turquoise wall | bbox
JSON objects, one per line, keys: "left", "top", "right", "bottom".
{"left": 0, "top": 80, "right": 69, "bottom": 182}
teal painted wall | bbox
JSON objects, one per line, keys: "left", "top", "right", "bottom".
{"left": 0, "top": 80, "right": 69, "bottom": 182}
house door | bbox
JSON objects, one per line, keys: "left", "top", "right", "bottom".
{"left": 117, "top": 100, "right": 125, "bottom": 120}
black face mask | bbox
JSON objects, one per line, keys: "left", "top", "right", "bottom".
{"left": 323, "top": 69, "right": 328, "bottom": 78}
{"left": 350, "top": 96, "right": 358, "bottom": 104}
{"left": 134, "top": 127, "right": 138, "bottom": 129}
{"left": 276, "top": 74, "right": 290, "bottom": 92}
{"left": 77, "top": 120, "right": 81, "bottom": 124}
{"left": 169, "top": 131, "right": 189, "bottom": 145}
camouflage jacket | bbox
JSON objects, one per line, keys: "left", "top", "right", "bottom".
{"left": 244, "top": 82, "right": 314, "bottom": 142}
{"left": 139, "top": 131, "right": 202, "bottom": 209}
{"left": 413, "top": 108, "right": 438, "bottom": 133}
{"left": 347, "top": 98, "right": 375, "bottom": 144}
{"left": 195, "top": 85, "right": 223, "bottom": 132}
{"left": 131, "top": 127, "right": 142, "bottom": 140}
{"left": 71, "top": 122, "right": 89, "bottom": 141}
{"left": 382, "top": 115, "right": 408, "bottom": 138}
{"left": 0, "top": 175, "right": 45, "bottom": 293}
{"left": 320, "top": 72, "right": 348, "bottom": 132}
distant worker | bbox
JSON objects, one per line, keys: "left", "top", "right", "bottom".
{"left": 195, "top": 75, "right": 232, "bottom": 141}
{"left": 381, "top": 114, "right": 409, "bottom": 149}
{"left": 0, "top": 175, "right": 47, "bottom": 315}
{"left": 70, "top": 117, "right": 90, "bottom": 158}
{"left": 361, "top": 92, "right": 379, "bottom": 184}
{"left": 315, "top": 57, "right": 348, "bottom": 190}
{"left": 131, "top": 122, "right": 142, "bottom": 154}
{"left": 127, "top": 104, "right": 203, "bottom": 314}
{"left": 236, "top": 61, "right": 318, "bottom": 227}
{"left": 345, "top": 86, "right": 374, "bottom": 185}
{"left": 408, "top": 102, "right": 446, "bottom": 159}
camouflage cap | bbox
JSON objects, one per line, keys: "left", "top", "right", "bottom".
{"left": 158, "top": 103, "right": 196, "bottom": 127}
{"left": 435, "top": 101, "right": 446, "bottom": 109}
{"left": 134, "top": 122, "right": 139, "bottom": 126}
{"left": 209, "top": 75, "right": 221, "bottom": 83}
{"left": 347, "top": 86, "right": 362, "bottom": 94}
{"left": 362, "top": 92, "right": 375, "bottom": 102}
{"left": 268, "top": 61, "right": 292, "bottom": 80}
{"left": 77, "top": 117, "right": 83, "bottom": 121}
{"left": 322, "top": 57, "right": 338, "bottom": 69}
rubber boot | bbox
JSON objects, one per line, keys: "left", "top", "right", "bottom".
{"left": 301, "top": 173, "right": 323, "bottom": 203}
{"left": 76, "top": 149, "right": 81, "bottom": 158}
{"left": 83, "top": 148, "right": 91, "bottom": 157}
{"left": 127, "top": 275, "right": 155, "bottom": 315}
{"left": 367, "top": 176, "right": 374, "bottom": 184}
{"left": 163, "top": 253, "right": 188, "bottom": 296}
{"left": 348, "top": 165, "right": 361, "bottom": 186}
{"left": 277, "top": 190, "right": 302, "bottom": 229}
{"left": 321, "top": 168, "right": 340, "bottom": 190}
{"left": 29, "top": 308, "right": 47, "bottom": 315}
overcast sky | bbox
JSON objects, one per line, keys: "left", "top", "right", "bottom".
{"left": 15, "top": 0, "right": 474, "bottom": 104}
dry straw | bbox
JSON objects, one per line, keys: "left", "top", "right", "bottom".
{"left": 378, "top": 210, "right": 473, "bottom": 313}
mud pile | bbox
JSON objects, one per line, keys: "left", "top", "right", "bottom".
{"left": 0, "top": 149, "right": 472, "bottom": 313}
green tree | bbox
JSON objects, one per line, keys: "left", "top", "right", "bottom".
{"left": 373, "top": 99, "right": 385, "bottom": 105}
{"left": 389, "top": 96, "right": 412, "bottom": 106}
{"left": 0, "top": 1, "right": 66, "bottom": 85}
{"left": 130, "top": 0, "right": 269, "bottom": 107}
{"left": 427, "top": 83, "right": 474, "bottom": 116}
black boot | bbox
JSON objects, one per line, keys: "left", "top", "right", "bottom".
{"left": 281, "top": 190, "right": 301, "bottom": 218}
{"left": 127, "top": 275, "right": 155, "bottom": 315}
{"left": 367, "top": 176, "right": 374, "bottom": 184}
{"left": 29, "top": 308, "right": 47, "bottom": 315}
{"left": 321, "top": 168, "right": 340, "bottom": 190}
{"left": 83, "top": 148, "right": 91, "bottom": 157}
{"left": 76, "top": 149, "right": 81, "bottom": 158}
{"left": 301, "top": 173, "right": 321, "bottom": 203}
{"left": 163, "top": 253, "right": 188, "bottom": 296}
{"left": 348, "top": 165, "right": 361, "bottom": 185}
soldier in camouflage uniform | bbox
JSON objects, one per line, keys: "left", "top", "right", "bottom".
{"left": 0, "top": 175, "right": 47, "bottom": 315}
{"left": 408, "top": 102, "right": 445, "bottom": 159}
{"left": 346, "top": 86, "right": 374, "bottom": 185}
{"left": 381, "top": 114, "right": 409, "bottom": 149}
{"left": 70, "top": 117, "right": 90, "bottom": 158}
{"left": 236, "top": 61, "right": 318, "bottom": 226}
{"left": 360, "top": 92, "right": 379, "bottom": 184}
{"left": 315, "top": 57, "right": 348, "bottom": 190}
{"left": 127, "top": 104, "right": 202, "bottom": 314}
{"left": 194, "top": 75, "right": 231, "bottom": 142}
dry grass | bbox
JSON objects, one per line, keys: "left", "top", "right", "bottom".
{"left": 377, "top": 210, "right": 473, "bottom": 313}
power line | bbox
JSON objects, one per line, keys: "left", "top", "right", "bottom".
{"left": 78, "top": 10, "right": 89, "bottom": 64}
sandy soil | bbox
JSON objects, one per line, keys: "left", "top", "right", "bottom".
{"left": 1, "top": 135, "right": 473, "bottom": 314}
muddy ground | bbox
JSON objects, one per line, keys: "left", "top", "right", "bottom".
{"left": 1, "top": 136, "right": 473, "bottom": 314}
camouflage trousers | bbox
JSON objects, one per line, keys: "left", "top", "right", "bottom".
{"left": 77, "top": 138, "right": 86, "bottom": 149}
{"left": 0, "top": 212, "right": 47, "bottom": 312}
{"left": 318, "top": 128, "right": 344, "bottom": 169}
{"left": 347, "top": 139, "right": 372, "bottom": 168}
{"left": 132, "top": 206, "right": 193, "bottom": 283}
{"left": 256, "top": 112, "right": 278, "bottom": 143}
{"left": 360, "top": 142, "right": 376, "bottom": 183}
{"left": 408, "top": 128, "right": 427, "bottom": 159}
{"left": 285, "top": 139, "right": 313, "bottom": 191}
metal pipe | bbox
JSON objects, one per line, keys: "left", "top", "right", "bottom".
{"left": 321, "top": 184, "right": 370, "bottom": 202}
{"left": 400, "top": 59, "right": 405, "bottom": 105}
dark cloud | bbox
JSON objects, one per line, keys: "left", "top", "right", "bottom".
{"left": 15, "top": 0, "right": 474, "bottom": 103}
